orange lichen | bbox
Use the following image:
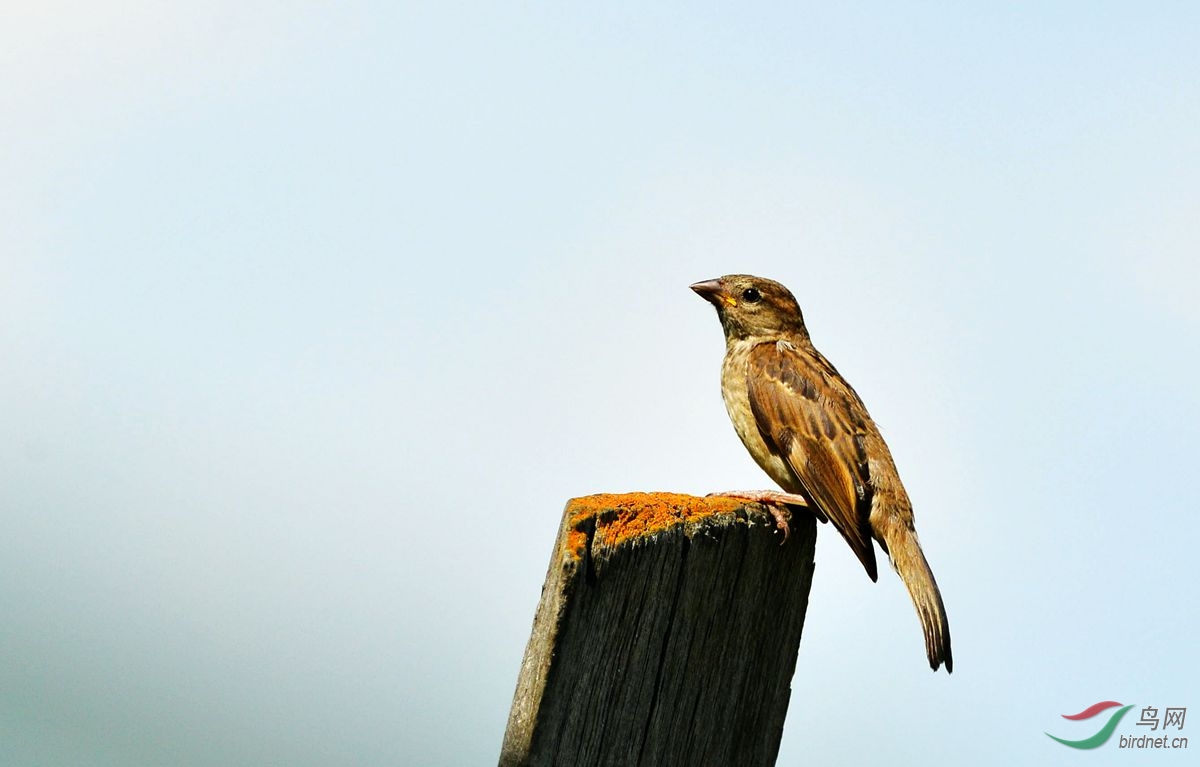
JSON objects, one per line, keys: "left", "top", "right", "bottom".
{"left": 564, "top": 528, "right": 590, "bottom": 560}
{"left": 563, "top": 492, "right": 748, "bottom": 559}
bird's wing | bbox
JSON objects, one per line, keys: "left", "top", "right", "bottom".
{"left": 746, "top": 340, "right": 878, "bottom": 581}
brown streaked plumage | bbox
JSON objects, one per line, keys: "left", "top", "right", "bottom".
{"left": 691, "top": 274, "right": 953, "bottom": 673}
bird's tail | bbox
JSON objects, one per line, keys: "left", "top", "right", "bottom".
{"left": 884, "top": 523, "right": 953, "bottom": 673}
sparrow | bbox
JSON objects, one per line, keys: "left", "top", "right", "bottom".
{"left": 691, "top": 274, "right": 952, "bottom": 673}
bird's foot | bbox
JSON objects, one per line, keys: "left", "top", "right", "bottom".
{"left": 705, "top": 490, "right": 807, "bottom": 543}
{"left": 708, "top": 489, "right": 809, "bottom": 507}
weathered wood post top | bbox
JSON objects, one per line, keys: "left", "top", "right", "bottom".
{"left": 500, "top": 492, "right": 817, "bottom": 767}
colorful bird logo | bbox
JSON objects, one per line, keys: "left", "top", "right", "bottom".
{"left": 1046, "top": 701, "right": 1134, "bottom": 749}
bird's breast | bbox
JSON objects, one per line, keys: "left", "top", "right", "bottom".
{"left": 720, "top": 342, "right": 800, "bottom": 492}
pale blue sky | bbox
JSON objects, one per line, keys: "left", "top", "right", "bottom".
{"left": 3, "top": 3, "right": 1198, "bottom": 765}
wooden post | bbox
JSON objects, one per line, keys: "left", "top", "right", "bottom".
{"left": 500, "top": 492, "right": 817, "bottom": 767}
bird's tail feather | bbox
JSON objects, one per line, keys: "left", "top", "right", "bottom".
{"left": 888, "top": 527, "right": 953, "bottom": 673}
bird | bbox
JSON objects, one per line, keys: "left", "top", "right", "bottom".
{"left": 691, "top": 273, "right": 953, "bottom": 673}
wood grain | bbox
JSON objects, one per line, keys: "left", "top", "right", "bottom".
{"left": 500, "top": 492, "right": 816, "bottom": 767}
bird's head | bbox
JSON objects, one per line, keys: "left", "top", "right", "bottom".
{"left": 690, "top": 274, "right": 808, "bottom": 341}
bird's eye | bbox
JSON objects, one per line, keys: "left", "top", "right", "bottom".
{"left": 742, "top": 288, "right": 762, "bottom": 303}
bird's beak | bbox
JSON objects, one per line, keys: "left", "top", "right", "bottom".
{"left": 690, "top": 279, "right": 737, "bottom": 307}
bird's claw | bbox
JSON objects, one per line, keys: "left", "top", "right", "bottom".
{"left": 768, "top": 505, "right": 791, "bottom": 544}
{"left": 706, "top": 490, "right": 803, "bottom": 544}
